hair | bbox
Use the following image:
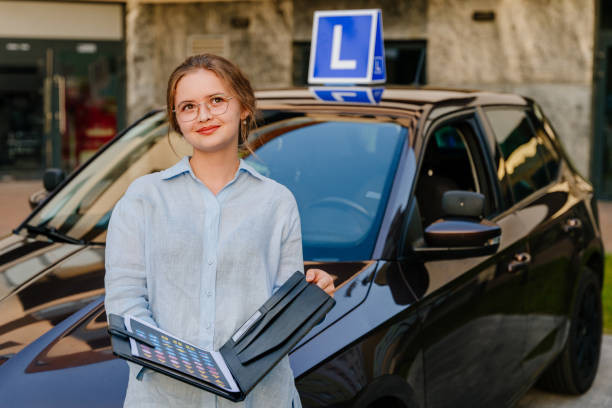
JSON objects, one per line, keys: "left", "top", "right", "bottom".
{"left": 166, "top": 53, "right": 256, "bottom": 156}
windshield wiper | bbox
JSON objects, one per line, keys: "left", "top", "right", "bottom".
{"left": 21, "top": 224, "right": 87, "bottom": 245}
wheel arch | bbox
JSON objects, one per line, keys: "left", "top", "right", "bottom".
{"left": 584, "top": 250, "right": 604, "bottom": 290}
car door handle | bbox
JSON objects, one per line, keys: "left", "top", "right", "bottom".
{"left": 508, "top": 252, "right": 531, "bottom": 273}
{"left": 563, "top": 217, "right": 583, "bottom": 233}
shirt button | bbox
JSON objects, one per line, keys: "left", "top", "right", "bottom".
{"left": 207, "top": 259, "right": 214, "bottom": 265}
{"left": 206, "top": 323, "right": 211, "bottom": 329}
{"left": 206, "top": 291, "right": 212, "bottom": 297}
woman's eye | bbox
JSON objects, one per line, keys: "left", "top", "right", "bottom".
{"left": 181, "top": 103, "right": 195, "bottom": 112}
{"left": 210, "top": 96, "right": 224, "bottom": 105}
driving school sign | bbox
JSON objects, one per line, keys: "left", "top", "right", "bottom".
{"left": 309, "top": 86, "right": 384, "bottom": 104}
{"left": 308, "top": 9, "right": 386, "bottom": 84}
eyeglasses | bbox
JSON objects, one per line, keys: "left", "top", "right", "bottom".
{"left": 173, "top": 95, "right": 233, "bottom": 122}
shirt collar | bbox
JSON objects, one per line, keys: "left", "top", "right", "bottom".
{"left": 160, "top": 156, "right": 265, "bottom": 181}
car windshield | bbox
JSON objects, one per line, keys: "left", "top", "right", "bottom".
{"left": 24, "top": 110, "right": 407, "bottom": 261}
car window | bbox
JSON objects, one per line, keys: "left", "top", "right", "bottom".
{"left": 246, "top": 116, "right": 406, "bottom": 261}
{"left": 484, "top": 109, "right": 552, "bottom": 203}
{"left": 415, "top": 116, "right": 490, "bottom": 227}
{"left": 527, "top": 109, "right": 561, "bottom": 181}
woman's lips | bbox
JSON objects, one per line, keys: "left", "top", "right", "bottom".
{"left": 196, "top": 125, "right": 220, "bottom": 135}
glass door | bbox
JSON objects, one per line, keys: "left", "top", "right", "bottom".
{"left": 54, "top": 41, "right": 125, "bottom": 170}
{"left": 0, "top": 39, "right": 124, "bottom": 179}
{"left": 0, "top": 40, "right": 47, "bottom": 179}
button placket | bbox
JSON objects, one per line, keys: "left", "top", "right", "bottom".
{"left": 198, "top": 188, "right": 218, "bottom": 342}
{"left": 205, "top": 198, "right": 220, "bottom": 337}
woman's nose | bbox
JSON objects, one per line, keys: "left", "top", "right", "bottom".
{"left": 197, "top": 102, "right": 212, "bottom": 121}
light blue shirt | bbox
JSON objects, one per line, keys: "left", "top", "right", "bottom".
{"left": 104, "top": 156, "right": 304, "bottom": 408}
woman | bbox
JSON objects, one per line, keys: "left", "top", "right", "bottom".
{"left": 104, "top": 54, "right": 335, "bottom": 407}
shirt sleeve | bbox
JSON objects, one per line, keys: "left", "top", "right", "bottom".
{"left": 273, "top": 192, "right": 304, "bottom": 293}
{"left": 104, "top": 192, "right": 157, "bottom": 328}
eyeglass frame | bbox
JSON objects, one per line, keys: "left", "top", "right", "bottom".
{"left": 172, "top": 95, "right": 234, "bottom": 122}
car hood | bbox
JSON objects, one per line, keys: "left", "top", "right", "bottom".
{"left": 0, "top": 297, "right": 127, "bottom": 408}
{"left": 0, "top": 234, "right": 105, "bottom": 365}
{"left": 0, "top": 259, "right": 419, "bottom": 408}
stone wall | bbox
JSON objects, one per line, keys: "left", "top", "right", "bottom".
{"left": 427, "top": 0, "right": 595, "bottom": 176}
{"left": 126, "top": 0, "right": 293, "bottom": 122}
{"left": 292, "top": 0, "right": 427, "bottom": 41}
{"left": 125, "top": 0, "right": 596, "bottom": 176}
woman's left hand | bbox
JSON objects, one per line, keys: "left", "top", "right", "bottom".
{"left": 305, "top": 269, "right": 335, "bottom": 297}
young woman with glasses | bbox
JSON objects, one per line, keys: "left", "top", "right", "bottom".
{"left": 104, "top": 54, "right": 335, "bottom": 407}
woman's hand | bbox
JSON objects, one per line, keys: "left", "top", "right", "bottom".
{"left": 305, "top": 269, "right": 335, "bottom": 297}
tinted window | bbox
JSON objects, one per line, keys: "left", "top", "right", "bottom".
{"left": 415, "top": 118, "right": 485, "bottom": 227}
{"left": 529, "top": 107, "right": 561, "bottom": 180}
{"left": 485, "top": 109, "right": 551, "bottom": 202}
{"left": 246, "top": 118, "right": 406, "bottom": 261}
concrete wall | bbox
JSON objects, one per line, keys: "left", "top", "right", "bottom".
{"left": 427, "top": 0, "right": 595, "bottom": 176}
{"left": 125, "top": 0, "right": 595, "bottom": 176}
{"left": 126, "top": 0, "right": 293, "bottom": 122}
{"left": 292, "top": 0, "right": 427, "bottom": 41}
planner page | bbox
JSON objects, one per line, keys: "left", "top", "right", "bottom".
{"left": 124, "top": 315, "right": 239, "bottom": 393}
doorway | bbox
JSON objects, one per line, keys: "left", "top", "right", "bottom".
{"left": 0, "top": 38, "right": 125, "bottom": 179}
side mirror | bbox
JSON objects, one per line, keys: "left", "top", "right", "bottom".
{"left": 415, "top": 190, "right": 499, "bottom": 260}
{"left": 28, "top": 189, "right": 47, "bottom": 210}
{"left": 415, "top": 219, "right": 501, "bottom": 260}
{"left": 424, "top": 219, "right": 500, "bottom": 247}
{"left": 43, "top": 168, "right": 66, "bottom": 192}
{"left": 28, "top": 168, "right": 66, "bottom": 210}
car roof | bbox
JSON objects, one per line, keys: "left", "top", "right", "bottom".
{"left": 255, "top": 87, "right": 529, "bottom": 113}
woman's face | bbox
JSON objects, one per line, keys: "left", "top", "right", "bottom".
{"left": 174, "top": 68, "right": 246, "bottom": 155}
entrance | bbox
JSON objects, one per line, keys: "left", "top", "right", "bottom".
{"left": 0, "top": 38, "right": 125, "bottom": 179}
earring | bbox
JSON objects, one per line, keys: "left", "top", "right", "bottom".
{"left": 242, "top": 120, "right": 246, "bottom": 125}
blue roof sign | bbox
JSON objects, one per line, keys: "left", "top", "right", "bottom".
{"left": 309, "top": 86, "right": 384, "bottom": 104}
{"left": 308, "top": 9, "right": 386, "bottom": 84}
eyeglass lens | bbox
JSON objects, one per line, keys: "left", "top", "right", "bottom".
{"left": 177, "top": 97, "right": 230, "bottom": 121}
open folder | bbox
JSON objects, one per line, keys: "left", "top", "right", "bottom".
{"left": 108, "top": 271, "right": 335, "bottom": 402}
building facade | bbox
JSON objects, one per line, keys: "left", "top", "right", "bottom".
{"left": 2, "top": 0, "right": 610, "bottom": 198}
{"left": 0, "top": 1, "right": 126, "bottom": 179}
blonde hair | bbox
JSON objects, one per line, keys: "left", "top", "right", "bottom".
{"left": 166, "top": 54, "right": 256, "bottom": 155}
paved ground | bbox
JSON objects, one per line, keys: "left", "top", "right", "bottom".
{"left": 0, "top": 180, "right": 42, "bottom": 237}
{"left": 1, "top": 181, "right": 611, "bottom": 406}
{"left": 517, "top": 335, "right": 612, "bottom": 407}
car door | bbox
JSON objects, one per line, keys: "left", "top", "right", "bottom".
{"left": 407, "top": 110, "right": 531, "bottom": 407}
{"left": 483, "top": 106, "right": 582, "bottom": 380}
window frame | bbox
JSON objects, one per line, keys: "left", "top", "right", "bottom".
{"left": 414, "top": 108, "right": 502, "bottom": 225}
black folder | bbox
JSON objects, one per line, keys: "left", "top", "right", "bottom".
{"left": 108, "top": 271, "right": 335, "bottom": 401}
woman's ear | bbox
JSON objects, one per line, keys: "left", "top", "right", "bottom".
{"left": 240, "top": 110, "right": 249, "bottom": 121}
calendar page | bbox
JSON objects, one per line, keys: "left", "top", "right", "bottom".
{"left": 124, "top": 316, "right": 239, "bottom": 393}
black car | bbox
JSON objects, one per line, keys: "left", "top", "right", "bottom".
{"left": 0, "top": 88, "right": 604, "bottom": 407}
